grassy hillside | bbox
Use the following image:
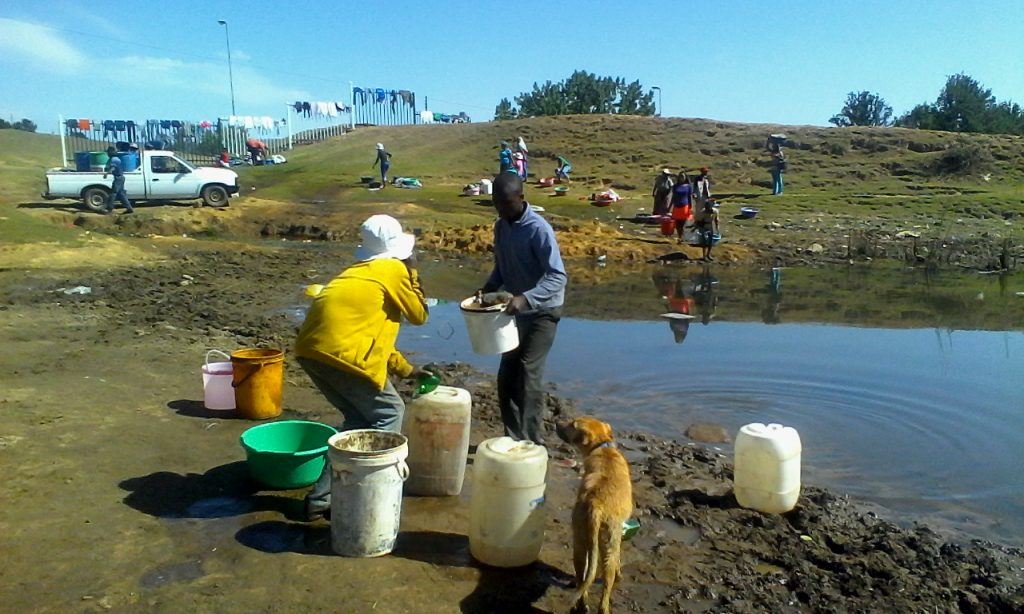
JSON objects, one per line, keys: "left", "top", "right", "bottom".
{"left": 2, "top": 117, "right": 1022, "bottom": 256}
{"left": 0, "top": 129, "right": 82, "bottom": 244}
{"left": 236, "top": 115, "right": 1024, "bottom": 255}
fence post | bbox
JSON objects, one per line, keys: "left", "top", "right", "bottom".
{"left": 58, "top": 115, "right": 67, "bottom": 167}
{"left": 286, "top": 104, "right": 293, "bottom": 150}
{"left": 350, "top": 82, "right": 356, "bottom": 129}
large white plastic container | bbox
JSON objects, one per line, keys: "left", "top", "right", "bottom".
{"left": 327, "top": 430, "right": 409, "bottom": 557}
{"left": 201, "top": 350, "right": 235, "bottom": 411}
{"left": 733, "top": 422, "right": 802, "bottom": 514}
{"left": 479, "top": 178, "right": 493, "bottom": 195}
{"left": 469, "top": 437, "right": 548, "bottom": 567}
{"left": 402, "top": 385, "right": 472, "bottom": 496}
{"left": 460, "top": 298, "right": 519, "bottom": 355}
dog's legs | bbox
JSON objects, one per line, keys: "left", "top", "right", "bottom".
{"left": 571, "top": 509, "right": 601, "bottom": 614}
{"left": 598, "top": 528, "right": 623, "bottom": 614}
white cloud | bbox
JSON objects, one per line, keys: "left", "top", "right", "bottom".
{"left": 115, "top": 55, "right": 313, "bottom": 113}
{"left": 0, "top": 17, "right": 86, "bottom": 73}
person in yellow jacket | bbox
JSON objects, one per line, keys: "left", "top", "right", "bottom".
{"left": 295, "top": 214, "right": 430, "bottom": 520}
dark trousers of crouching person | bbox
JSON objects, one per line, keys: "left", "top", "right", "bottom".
{"left": 298, "top": 356, "right": 405, "bottom": 511}
{"left": 497, "top": 307, "right": 561, "bottom": 445}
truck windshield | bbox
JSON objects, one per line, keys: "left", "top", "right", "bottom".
{"left": 151, "top": 156, "right": 193, "bottom": 174}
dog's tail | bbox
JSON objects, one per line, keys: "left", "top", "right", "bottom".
{"left": 573, "top": 508, "right": 603, "bottom": 603}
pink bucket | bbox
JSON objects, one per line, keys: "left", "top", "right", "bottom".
{"left": 202, "top": 350, "right": 235, "bottom": 411}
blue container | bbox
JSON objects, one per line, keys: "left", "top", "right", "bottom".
{"left": 115, "top": 151, "right": 140, "bottom": 172}
{"left": 74, "top": 151, "right": 90, "bottom": 172}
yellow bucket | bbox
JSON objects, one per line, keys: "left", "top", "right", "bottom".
{"left": 231, "top": 348, "right": 285, "bottom": 420}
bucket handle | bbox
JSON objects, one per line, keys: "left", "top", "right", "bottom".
{"left": 231, "top": 361, "right": 264, "bottom": 389}
{"left": 397, "top": 460, "right": 409, "bottom": 482}
{"left": 205, "top": 349, "right": 231, "bottom": 367}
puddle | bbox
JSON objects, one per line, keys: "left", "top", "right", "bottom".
{"left": 139, "top": 559, "right": 204, "bottom": 588}
{"left": 184, "top": 496, "right": 254, "bottom": 518}
{"left": 632, "top": 517, "right": 702, "bottom": 548}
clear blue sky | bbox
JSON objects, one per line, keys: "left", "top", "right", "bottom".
{"left": 2, "top": 0, "right": 1022, "bottom": 132}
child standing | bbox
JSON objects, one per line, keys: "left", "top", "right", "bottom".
{"left": 692, "top": 199, "right": 720, "bottom": 262}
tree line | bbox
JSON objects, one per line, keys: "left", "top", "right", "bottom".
{"left": 830, "top": 73, "right": 1024, "bottom": 135}
{"left": 0, "top": 118, "right": 38, "bottom": 132}
{"left": 494, "top": 70, "right": 655, "bottom": 120}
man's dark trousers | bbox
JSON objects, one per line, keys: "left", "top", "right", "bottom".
{"left": 497, "top": 307, "right": 561, "bottom": 445}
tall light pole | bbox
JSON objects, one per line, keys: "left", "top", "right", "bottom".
{"left": 217, "top": 20, "right": 236, "bottom": 115}
{"left": 651, "top": 86, "right": 662, "bottom": 117}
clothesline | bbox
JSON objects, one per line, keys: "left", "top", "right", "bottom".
{"left": 351, "top": 87, "right": 416, "bottom": 110}
{"left": 291, "top": 101, "right": 351, "bottom": 119}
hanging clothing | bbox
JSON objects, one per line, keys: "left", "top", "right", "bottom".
{"left": 261, "top": 116, "right": 274, "bottom": 130}
{"left": 78, "top": 118, "right": 91, "bottom": 130}
{"left": 375, "top": 88, "right": 386, "bottom": 103}
{"left": 301, "top": 102, "right": 312, "bottom": 117}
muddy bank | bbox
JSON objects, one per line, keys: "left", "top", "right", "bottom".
{"left": 35, "top": 194, "right": 1022, "bottom": 271}
{"left": 2, "top": 242, "right": 1022, "bottom": 613}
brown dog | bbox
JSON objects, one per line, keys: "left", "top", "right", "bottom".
{"left": 556, "top": 416, "right": 633, "bottom": 614}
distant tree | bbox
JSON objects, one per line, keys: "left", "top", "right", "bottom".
{"left": 11, "top": 118, "right": 37, "bottom": 133}
{"left": 899, "top": 103, "right": 941, "bottom": 131}
{"left": 501, "top": 71, "right": 657, "bottom": 118}
{"left": 494, "top": 98, "right": 517, "bottom": 121}
{"left": 897, "top": 73, "right": 1024, "bottom": 135}
{"left": 829, "top": 91, "right": 893, "bottom": 127}
{"left": 0, "top": 119, "right": 9, "bottom": 129}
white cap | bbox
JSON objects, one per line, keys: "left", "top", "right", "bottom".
{"left": 376, "top": 143, "right": 384, "bottom": 150}
{"left": 355, "top": 214, "right": 415, "bottom": 262}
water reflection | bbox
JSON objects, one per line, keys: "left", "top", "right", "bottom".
{"left": 762, "top": 267, "right": 783, "bottom": 325}
{"left": 396, "top": 262, "right": 1024, "bottom": 543}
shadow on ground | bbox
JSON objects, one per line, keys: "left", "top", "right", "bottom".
{"left": 118, "top": 460, "right": 306, "bottom": 521}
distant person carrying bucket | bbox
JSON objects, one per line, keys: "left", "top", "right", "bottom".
{"left": 515, "top": 135, "right": 529, "bottom": 178}
{"left": 293, "top": 214, "right": 432, "bottom": 521}
{"left": 373, "top": 143, "right": 392, "bottom": 186}
{"left": 670, "top": 170, "right": 693, "bottom": 243}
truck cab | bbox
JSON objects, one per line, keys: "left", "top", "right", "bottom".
{"left": 43, "top": 150, "right": 240, "bottom": 212}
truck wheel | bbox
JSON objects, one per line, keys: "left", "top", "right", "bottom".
{"left": 202, "top": 185, "right": 229, "bottom": 207}
{"left": 81, "top": 187, "right": 110, "bottom": 213}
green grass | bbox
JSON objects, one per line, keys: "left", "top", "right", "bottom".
{"left": 237, "top": 115, "right": 1024, "bottom": 237}
{"left": 2, "top": 118, "right": 1022, "bottom": 249}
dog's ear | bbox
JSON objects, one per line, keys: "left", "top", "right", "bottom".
{"left": 599, "top": 420, "right": 614, "bottom": 442}
{"left": 573, "top": 418, "right": 592, "bottom": 447}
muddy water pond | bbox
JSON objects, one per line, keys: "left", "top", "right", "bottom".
{"left": 388, "top": 262, "right": 1024, "bottom": 544}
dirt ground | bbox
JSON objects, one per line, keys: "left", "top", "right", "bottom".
{"left": 2, "top": 238, "right": 1023, "bottom": 614}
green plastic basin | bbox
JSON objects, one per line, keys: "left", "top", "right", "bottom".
{"left": 240, "top": 420, "right": 337, "bottom": 489}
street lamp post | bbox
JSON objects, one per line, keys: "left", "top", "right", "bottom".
{"left": 217, "top": 20, "right": 236, "bottom": 116}
{"left": 651, "top": 86, "right": 662, "bottom": 117}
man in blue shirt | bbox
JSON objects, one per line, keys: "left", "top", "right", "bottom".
{"left": 102, "top": 147, "right": 134, "bottom": 214}
{"left": 478, "top": 172, "right": 567, "bottom": 444}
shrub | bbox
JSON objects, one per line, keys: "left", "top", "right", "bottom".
{"left": 932, "top": 140, "right": 993, "bottom": 175}
{"left": 820, "top": 142, "right": 847, "bottom": 156}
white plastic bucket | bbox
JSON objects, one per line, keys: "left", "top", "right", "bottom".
{"left": 479, "top": 178, "right": 493, "bottom": 195}
{"left": 327, "top": 430, "right": 409, "bottom": 557}
{"left": 460, "top": 298, "right": 519, "bottom": 355}
{"left": 202, "top": 350, "right": 235, "bottom": 411}
{"left": 469, "top": 437, "right": 548, "bottom": 567}
{"left": 733, "top": 422, "right": 802, "bottom": 514}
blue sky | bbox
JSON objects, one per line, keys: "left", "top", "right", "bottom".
{"left": 1, "top": 1, "right": 1022, "bottom": 132}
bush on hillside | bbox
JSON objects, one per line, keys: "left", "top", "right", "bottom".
{"left": 931, "top": 140, "right": 993, "bottom": 175}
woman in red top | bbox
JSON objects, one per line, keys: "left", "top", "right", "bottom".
{"left": 669, "top": 171, "right": 693, "bottom": 243}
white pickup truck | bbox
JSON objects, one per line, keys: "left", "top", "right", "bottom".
{"left": 42, "top": 150, "right": 240, "bottom": 212}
